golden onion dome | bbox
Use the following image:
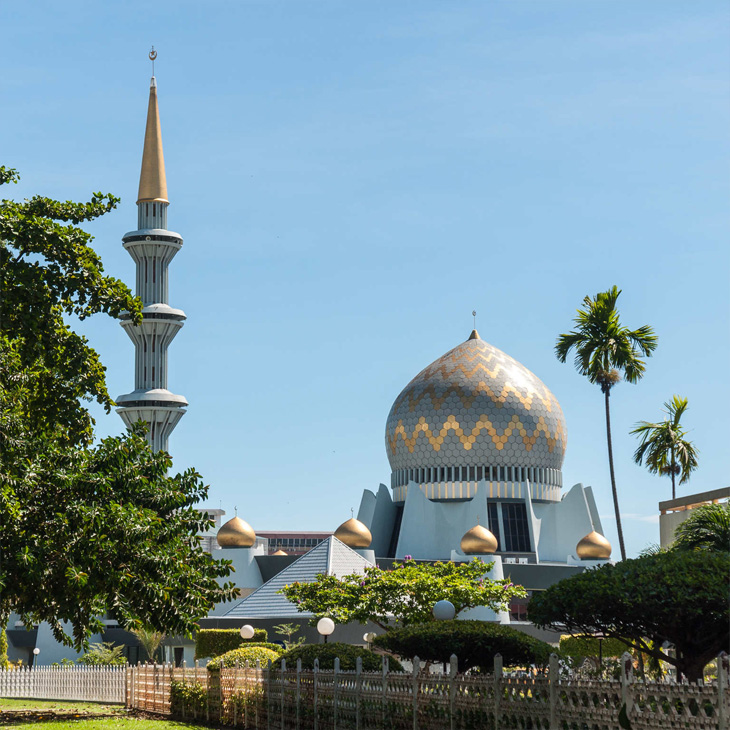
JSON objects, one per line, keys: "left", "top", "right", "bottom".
{"left": 576, "top": 530, "right": 612, "bottom": 560}
{"left": 217, "top": 516, "right": 256, "bottom": 548}
{"left": 334, "top": 518, "right": 372, "bottom": 548}
{"left": 460, "top": 524, "right": 498, "bottom": 554}
{"left": 272, "top": 549, "right": 288, "bottom": 556}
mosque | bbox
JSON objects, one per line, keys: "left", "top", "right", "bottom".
{"left": 13, "top": 67, "right": 612, "bottom": 665}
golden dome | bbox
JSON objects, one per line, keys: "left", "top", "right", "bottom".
{"left": 334, "top": 518, "right": 372, "bottom": 548}
{"left": 460, "top": 524, "right": 498, "bottom": 554}
{"left": 272, "top": 549, "right": 288, "bottom": 556}
{"left": 217, "top": 516, "right": 256, "bottom": 548}
{"left": 576, "top": 531, "right": 612, "bottom": 560}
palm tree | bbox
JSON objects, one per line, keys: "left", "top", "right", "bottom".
{"left": 132, "top": 627, "right": 165, "bottom": 663}
{"left": 631, "top": 396, "right": 699, "bottom": 500}
{"left": 673, "top": 503, "right": 730, "bottom": 552}
{"left": 556, "top": 286, "right": 658, "bottom": 561}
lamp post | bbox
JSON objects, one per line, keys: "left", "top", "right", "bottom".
{"left": 32, "top": 647, "right": 40, "bottom": 668}
{"left": 240, "top": 625, "right": 255, "bottom": 640}
{"left": 432, "top": 600, "right": 456, "bottom": 621}
{"left": 317, "top": 617, "right": 335, "bottom": 644}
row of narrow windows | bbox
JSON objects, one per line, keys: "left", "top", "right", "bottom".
{"left": 143, "top": 336, "right": 157, "bottom": 353}
{"left": 391, "top": 465, "right": 560, "bottom": 488}
{"left": 487, "top": 501, "right": 531, "bottom": 553}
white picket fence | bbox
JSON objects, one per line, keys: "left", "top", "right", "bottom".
{"left": 0, "top": 666, "right": 126, "bottom": 703}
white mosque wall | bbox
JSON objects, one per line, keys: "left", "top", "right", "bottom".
{"left": 210, "top": 545, "right": 266, "bottom": 615}
{"left": 450, "top": 553, "right": 510, "bottom": 624}
{"left": 358, "top": 484, "right": 398, "bottom": 558}
{"left": 532, "top": 483, "right": 600, "bottom": 562}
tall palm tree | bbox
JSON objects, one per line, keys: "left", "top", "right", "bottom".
{"left": 556, "top": 286, "right": 658, "bottom": 561}
{"left": 631, "top": 395, "right": 699, "bottom": 500}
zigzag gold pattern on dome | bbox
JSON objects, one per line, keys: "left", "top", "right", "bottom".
{"left": 393, "top": 344, "right": 558, "bottom": 415}
{"left": 387, "top": 414, "right": 565, "bottom": 456}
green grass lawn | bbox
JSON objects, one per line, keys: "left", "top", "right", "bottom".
{"left": 0, "top": 699, "right": 123, "bottom": 713}
{"left": 1, "top": 720, "right": 209, "bottom": 730}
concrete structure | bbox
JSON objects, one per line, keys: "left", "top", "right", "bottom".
{"left": 659, "top": 487, "right": 729, "bottom": 548}
{"left": 116, "top": 73, "right": 187, "bottom": 451}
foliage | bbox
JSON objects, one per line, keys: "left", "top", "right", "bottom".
{"left": 280, "top": 557, "right": 526, "bottom": 631}
{"left": 556, "top": 285, "right": 658, "bottom": 560}
{"left": 0, "top": 629, "right": 8, "bottom": 670}
{"left": 273, "top": 642, "right": 403, "bottom": 672}
{"left": 559, "top": 634, "right": 630, "bottom": 672}
{"left": 224, "top": 687, "right": 264, "bottom": 724}
{"left": 632, "top": 395, "right": 699, "bottom": 499}
{"left": 206, "top": 645, "right": 281, "bottom": 671}
{"left": 170, "top": 679, "right": 208, "bottom": 717}
{"left": 195, "top": 628, "right": 268, "bottom": 659}
{"left": 673, "top": 503, "right": 730, "bottom": 552}
{"left": 132, "top": 627, "right": 165, "bottom": 663}
{"left": 273, "top": 623, "right": 305, "bottom": 651}
{"left": 528, "top": 550, "right": 730, "bottom": 682}
{"left": 374, "top": 621, "right": 553, "bottom": 673}
{"left": 77, "top": 642, "right": 127, "bottom": 666}
{"left": 0, "top": 167, "right": 236, "bottom": 648}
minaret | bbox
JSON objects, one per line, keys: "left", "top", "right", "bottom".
{"left": 116, "top": 64, "right": 187, "bottom": 452}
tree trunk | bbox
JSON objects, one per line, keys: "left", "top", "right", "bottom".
{"left": 604, "top": 388, "right": 627, "bottom": 560}
{"left": 671, "top": 447, "right": 676, "bottom": 500}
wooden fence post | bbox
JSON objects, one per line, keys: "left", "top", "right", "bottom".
{"left": 718, "top": 652, "right": 728, "bottom": 730}
{"left": 620, "top": 652, "right": 634, "bottom": 722}
{"left": 280, "top": 658, "right": 286, "bottom": 730}
{"left": 255, "top": 659, "right": 261, "bottom": 730}
{"left": 449, "top": 654, "right": 458, "bottom": 730}
{"left": 494, "top": 653, "right": 503, "bottom": 730}
{"left": 549, "top": 653, "right": 559, "bottom": 730}
{"left": 412, "top": 656, "right": 420, "bottom": 730}
{"left": 296, "top": 658, "right": 301, "bottom": 730}
{"left": 333, "top": 657, "right": 340, "bottom": 730}
{"left": 313, "top": 657, "right": 319, "bottom": 730}
{"left": 267, "top": 659, "right": 272, "bottom": 730}
{"left": 381, "top": 657, "right": 389, "bottom": 729}
{"left": 356, "top": 656, "right": 362, "bottom": 730}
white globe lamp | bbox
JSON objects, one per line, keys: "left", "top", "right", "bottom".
{"left": 317, "top": 617, "right": 335, "bottom": 643}
{"left": 240, "top": 624, "right": 255, "bottom": 640}
{"left": 432, "top": 600, "right": 456, "bottom": 621}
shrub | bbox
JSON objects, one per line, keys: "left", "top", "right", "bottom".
{"left": 273, "top": 643, "right": 404, "bottom": 672}
{"left": 195, "top": 628, "right": 268, "bottom": 660}
{"left": 207, "top": 645, "right": 281, "bottom": 671}
{"left": 559, "top": 635, "right": 627, "bottom": 667}
{"left": 77, "top": 642, "right": 127, "bottom": 666}
{"left": 170, "top": 680, "right": 207, "bottom": 717}
{"left": 0, "top": 630, "right": 9, "bottom": 670}
{"left": 373, "top": 621, "right": 554, "bottom": 672}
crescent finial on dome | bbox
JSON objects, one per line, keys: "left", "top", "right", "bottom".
{"left": 334, "top": 517, "right": 372, "bottom": 548}
{"left": 576, "top": 530, "right": 612, "bottom": 560}
{"left": 460, "top": 524, "right": 498, "bottom": 554}
{"left": 217, "top": 516, "right": 256, "bottom": 548}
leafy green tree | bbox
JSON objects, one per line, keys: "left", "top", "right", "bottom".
{"left": 273, "top": 623, "right": 305, "bottom": 651}
{"left": 373, "top": 621, "right": 553, "bottom": 673}
{"left": 632, "top": 395, "right": 699, "bottom": 500}
{"left": 556, "top": 286, "right": 658, "bottom": 560}
{"left": 132, "top": 627, "right": 166, "bottom": 663}
{"left": 280, "top": 558, "right": 526, "bottom": 631}
{"left": 528, "top": 550, "right": 729, "bottom": 682}
{"left": 77, "top": 642, "right": 127, "bottom": 666}
{"left": 673, "top": 503, "right": 730, "bottom": 552}
{"left": 0, "top": 629, "right": 9, "bottom": 670}
{"left": 273, "top": 643, "right": 403, "bottom": 672}
{"left": 0, "top": 167, "right": 236, "bottom": 648}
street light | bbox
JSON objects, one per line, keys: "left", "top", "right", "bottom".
{"left": 363, "top": 632, "right": 376, "bottom": 647}
{"left": 32, "top": 648, "right": 40, "bottom": 668}
{"left": 317, "top": 617, "right": 335, "bottom": 644}
{"left": 240, "top": 625, "right": 255, "bottom": 640}
{"left": 432, "top": 600, "right": 456, "bottom": 621}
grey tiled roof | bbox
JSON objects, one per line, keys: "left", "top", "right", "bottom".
{"left": 222, "top": 537, "right": 371, "bottom": 620}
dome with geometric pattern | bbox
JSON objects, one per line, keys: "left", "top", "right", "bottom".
{"left": 385, "top": 330, "right": 567, "bottom": 503}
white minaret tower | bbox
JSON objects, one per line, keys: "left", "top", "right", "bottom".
{"left": 117, "top": 58, "right": 187, "bottom": 451}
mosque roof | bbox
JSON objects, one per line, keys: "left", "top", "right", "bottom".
{"left": 137, "top": 77, "right": 168, "bottom": 203}
{"left": 385, "top": 329, "right": 567, "bottom": 475}
{"left": 222, "top": 536, "right": 372, "bottom": 620}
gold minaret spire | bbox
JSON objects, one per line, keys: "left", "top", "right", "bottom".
{"left": 137, "top": 48, "right": 168, "bottom": 204}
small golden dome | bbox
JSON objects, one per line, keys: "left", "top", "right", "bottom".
{"left": 460, "top": 524, "right": 498, "bottom": 554}
{"left": 272, "top": 549, "right": 288, "bottom": 556}
{"left": 334, "top": 518, "right": 372, "bottom": 548}
{"left": 217, "top": 516, "right": 256, "bottom": 548}
{"left": 576, "top": 531, "right": 612, "bottom": 560}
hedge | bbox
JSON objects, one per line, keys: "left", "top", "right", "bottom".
{"left": 195, "top": 628, "right": 268, "bottom": 659}
{"left": 373, "top": 621, "right": 554, "bottom": 672}
{"left": 207, "top": 645, "right": 282, "bottom": 671}
{"left": 272, "top": 643, "right": 403, "bottom": 672}
{"left": 559, "top": 635, "right": 628, "bottom": 664}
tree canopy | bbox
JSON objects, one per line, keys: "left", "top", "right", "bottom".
{"left": 0, "top": 167, "right": 235, "bottom": 648}
{"left": 373, "top": 620, "right": 553, "bottom": 673}
{"left": 280, "top": 557, "right": 526, "bottom": 631}
{"left": 527, "top": 550, "right": 729, "bottom": 682}
{"left": 673, "top": 503, "right": 730, "bottom": 552}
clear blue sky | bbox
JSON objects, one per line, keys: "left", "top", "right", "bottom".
{"left": 2, "top": 1, "right": 728, "bottom": 558}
